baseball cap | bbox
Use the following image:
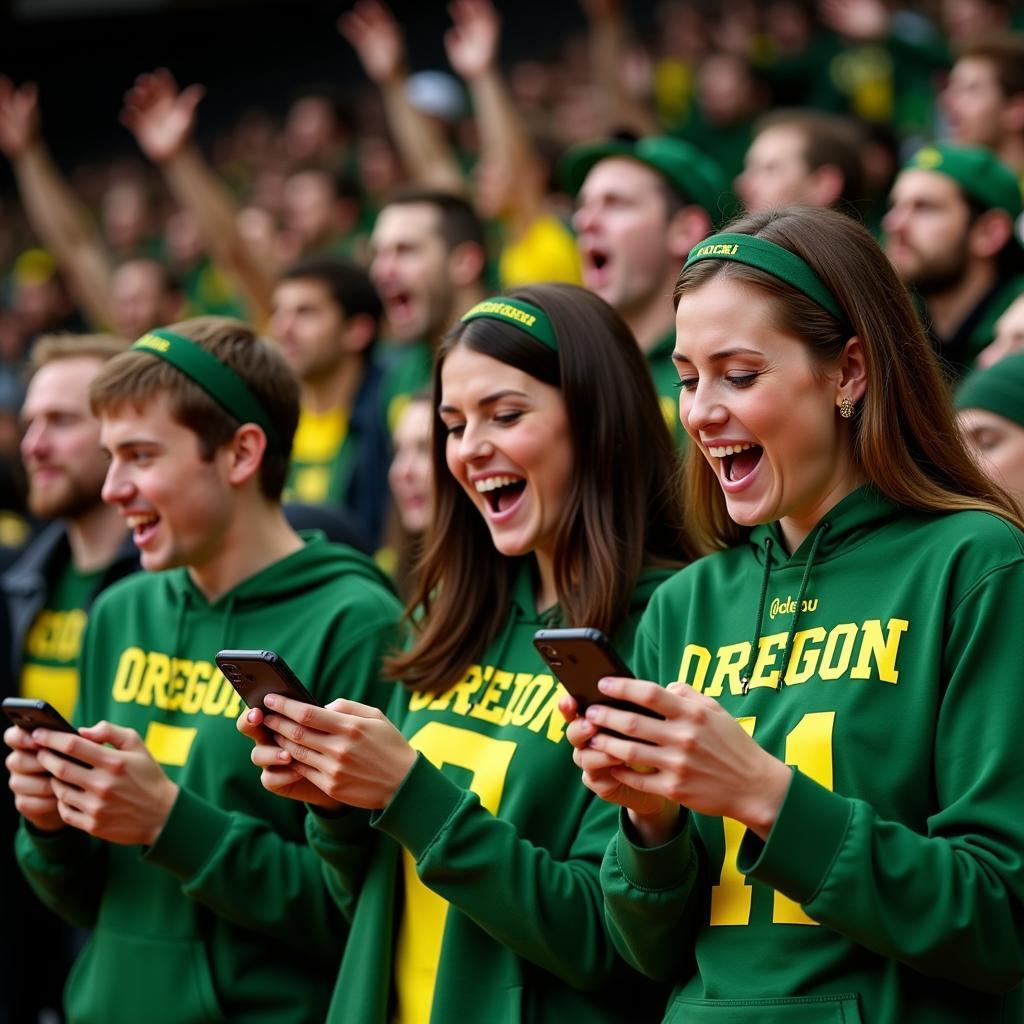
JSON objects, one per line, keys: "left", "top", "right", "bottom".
{"left": 955, "top": 350, "right": 1024, "bottom": 428}
{"left": 904, "top": 143, "right": 1022, "bottom": 220}
{"left": 560, "top": 135, "right": 727, "bottom": 223}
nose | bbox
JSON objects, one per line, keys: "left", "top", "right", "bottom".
{"left": 684, "top": 380, "right": 728, "bottom": 433}
{"left": 572, "top": 201, "right": 596, "bottom": 235}
{"left": 20, "top": 419, "right": 47, "bottom": 460}
{"left": 101, "top": 459, "right": 134, "bottom": 507}
{"left": 455, "top": 420, "right": 494, "bottom": 465}
{"left": 882, "top": 202, "right": 904, "bottom": 236}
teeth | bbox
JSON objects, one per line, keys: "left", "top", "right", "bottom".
{"left": 707, "top": 443, "right": 754, "bottom": 458}
{"left": 475, "top": 475, "right": 521, "bottom": 493}
{"left": 125, "top": 514, "right": 158, "bottom": 529}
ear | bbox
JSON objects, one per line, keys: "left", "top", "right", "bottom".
{"left": 224, "top": 423, "right": 267, "bottom": 487}
{"left": 447, "top": 240, "right": 486, "bottom": 288}
{"left": 806, "top": 164, "right": 844, "bottom": 209}
{"left": 666, "top": 206, "right": 713, "bottom": 261}
{"left": 836, "top": 336, "right": 867, "bottom": 405}
{"left": 341, "top": 312, "right": 376, "bottom": 355}
{"left": 967, "top": 209, "right": 1013, "bottom": 260}
{"left": 1003, "top": 93, "right": 1024, "bottom": 134}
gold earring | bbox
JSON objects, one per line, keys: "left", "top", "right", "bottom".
{"left": 839, "top": 397, "right": 854, "bottom": 419}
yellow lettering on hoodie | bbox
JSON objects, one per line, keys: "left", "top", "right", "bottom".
{"left": 137, "top": 651, "right": 170, "bottom": 708}
{"left": 678, "top": 644, "right": 712, "bottom": 691}
{"left": 707, "top": 642, "right": 750, "bottom": 698}
{"left": 783, "top": 627, "right": 827, "bottom": 684}
{"left": 851, "top": 618, "right": 909, "bottom": 684}
{"left": 819, "top": 623, "right": 858, "bottom": 679}
{"left": 112, "top": 647, "right": 147, "bottom": 703}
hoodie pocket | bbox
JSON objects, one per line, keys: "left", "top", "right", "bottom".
{"left": 66, "top": 929, "right": 226, "bottom": 1024}
{"left": 664, "top": 993, "right": 862, "bottom": 1023}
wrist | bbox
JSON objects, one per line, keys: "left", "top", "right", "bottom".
{"left": 146, "top": 780, "right": 180, "bottom": 845}
{"left": 627, "top": 800, "right": 680, "bottom": 847}
{"left": 735, "top": 756, "right": 791, "bottom": 840}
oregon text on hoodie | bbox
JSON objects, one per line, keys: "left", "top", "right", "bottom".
{"left": 602, "top": 487, "right": 1024, "bottom": 1023}
{"left": 307, "top": 562, "right": 674, "bottom": 1024}
{"left": 16, "top": 535, "right": 403, "bottom": 1024}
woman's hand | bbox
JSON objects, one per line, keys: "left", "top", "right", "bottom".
{"left": 580, "top": 679, "right": 792, "bottom": 840}
{"left": 561, "top": 690, "right": 680, "bottom": 845}
{"left": 237, "top": 706, "right": 342, "bottom": 810}
{"left": 255, "top": 694, "right": 417, "bottom": 810}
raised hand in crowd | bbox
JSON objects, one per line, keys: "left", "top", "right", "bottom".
{"left": 120, "top": 67, "right": 205, "bottom": 166}
{"left": 0, "top": 76, "right": 39, "bottom": 160}
{"left": 338, "top": 0, "right": 408, "bottom": 87}
{"left": 444, "top": 0, "right": 501, "bottom": 82}
{"left": 818, "top": 0, "right": 889, "bottom": 41}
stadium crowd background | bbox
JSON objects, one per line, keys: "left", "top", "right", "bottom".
{"left": 2, "top": 0, "right": 1023, "bottom": 510}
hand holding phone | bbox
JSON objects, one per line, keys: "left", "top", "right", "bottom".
{"left": 2, "top": 697, "right": 91, "bottom": 769}
{"left": 216, "top": 649, "right": 319, "bottom": 711}
{"left": 532, "top": 628, "right": 663, "bottom": 740}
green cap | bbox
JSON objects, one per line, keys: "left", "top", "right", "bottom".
{"left": 904, "top": 143, "right": 1023, "bottom": 220}
{"left": 560, "top": 135, "right": 727, "bottom": 223}
{"left": 955, "top": 351, "right": 1024, "bottom": 428}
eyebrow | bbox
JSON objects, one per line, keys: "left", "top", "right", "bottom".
{"left": 672, "top": 347, "right": 763, "bottom": 363}
{"left": 439, "top": 389, "right": 530, "bottom": 415}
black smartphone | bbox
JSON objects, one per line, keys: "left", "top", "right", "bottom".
{"left": 215, "top": 649, "right": 320, "bottom": 711}
{"left": 1, "top": 697, "right": 91, "bottom": 768}
{"left": 532, "top": 628, "right": 663, "bottom": 736}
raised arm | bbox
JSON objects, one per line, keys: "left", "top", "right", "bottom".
{"left": 0, "top": 76, "right": 117, "bottom": 330}
{"left": 445, "top": 0, "right": 542, "bottom": 236}
{"left": 581, "top": 0, "right": 658, "bottom": 136}
{"left": 339, "top": 0, "right": 465, "bottom": 194}
{"left": 121, "top": 69, "right": 275, "bottom": 326}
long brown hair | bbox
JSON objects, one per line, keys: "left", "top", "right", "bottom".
{"left": 387, "top": 283, "right": 690, "bottom": 692}
{"left": 674, "top": 207, "right": 1024, "bottom": 552}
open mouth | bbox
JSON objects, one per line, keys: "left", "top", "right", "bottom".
{"left": 707, "top": 442, "right": 764, "bottom": 483}
{"left": 583, "top": 247, "right": 611, "bottom": 286}
{"left": 386, "top": 291, "right": 414, "bottom": 321}
{"left": 125, "top": 512, "right": 160, "bottom": 546}
{"left": 475, "top": 474, "right": 526, "bottom": 515}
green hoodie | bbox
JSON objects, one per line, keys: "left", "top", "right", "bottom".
{"left": 16, "top": 535, "right": 403, "bottom": 1024}
{"left": 601, "top": 487, "right": 1024, "bottom": 1022}
{"left": 307, "top": 562, "right": 674, "bottom": 1024}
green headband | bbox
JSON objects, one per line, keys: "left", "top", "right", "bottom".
{"left": 684, "top": 233, "right": 852, "bottom": 332}
{"left": 460, "top": 297, "right": 558, "bottom": 352}
{"left": 131, "top": 329, "right": 284, "bottom": 451}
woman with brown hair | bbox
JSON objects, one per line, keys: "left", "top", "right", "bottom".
{"left": 566, "top": 207, "right": 1024, "bottom": 1023}
{"left": 239, "top": 283, "right": 688, "bottom": 1022}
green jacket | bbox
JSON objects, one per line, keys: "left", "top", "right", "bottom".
{"left": 308, "top": 563, "right": 674, "bottom": 1024}
{"left": 646, "top": 328, "right": 687, "bottom": 448}
{"left": 16, "top": 536, "right": 403, "bottom": 1024}
{"left": 602, "top": 487, "right": 1024, "bottom": 1022}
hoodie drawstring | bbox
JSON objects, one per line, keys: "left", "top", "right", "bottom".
{"left": 740, "top": 520, "right": 830, "bottom": 695}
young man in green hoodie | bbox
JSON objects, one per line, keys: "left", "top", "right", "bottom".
{"left": 4, "top": 316, "right": 403, "bottom": 1024}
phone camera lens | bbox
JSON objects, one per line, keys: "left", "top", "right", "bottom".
{"left": 221, "top": 663, "right": 238, "bottom": 677}
{"left": 539, "top": 645, "right": 557, "bottom": 659}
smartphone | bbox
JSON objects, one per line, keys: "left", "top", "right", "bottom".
{"left": 532, "top": 628, "right": 663, "bottom": 737}
{"left": 1, "top": 697, "right": 91, "bottom": 768}
{"left": 215, "top": 649, "right": 319, "bottom": 711}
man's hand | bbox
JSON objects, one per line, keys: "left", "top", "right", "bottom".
{"left": 338, "top": 0, "right": 407, "bottom": 86}
{"left": 0, "top": 76, "right": 40, "bottom": 159}
{"left": 4, "top": 724, "right": 63, "bottom": 832}
{"left": 445, "top": 0, "right": 501, "bottom": 81}
{"left": 121, "top": 68, "right": 204, "bottom": 164}
{"left": 34, "top": 721, "right": 179, "bottom": 846}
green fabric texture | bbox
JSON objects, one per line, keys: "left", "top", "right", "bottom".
{"left": 955, "top": 351, "right": 1024, "bottom": 426}
{"left": 684, "top": 233, "right": 851, "bottom": 330}
{"left": 461, "top": 297, "right": 558, "bottom": 352}
{"left": 16, "top": 535, "right": 403, "bottom": 1024}
{"left": 647, "top": 328, "right": 688, "bottom": 448}
{"left": 308, "top": 562, "right": 675, "bottom": 1024}
{"left": 132, "top": 329, "right": 284, "bottom": 451}
{"left": 904, "top": 143, "right": 1023, "bottom": 219}
{"left": 602, "top": 486, "right": 1024, "bottom": 1021}
{"left": 560, "top": 135, "right": 727, "bottom": 223}
{"left": 379, "top": 338, "right": 433, "bottom": 434}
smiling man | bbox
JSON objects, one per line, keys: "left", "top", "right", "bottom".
{"left": 370, "top": 189, "right": 486, "bottom": 432}
{"left": 4, "top": 316, "right": 402, "bottom": 1024}
{"left": 561, "top": 135, "right": 725, "bottom": 442}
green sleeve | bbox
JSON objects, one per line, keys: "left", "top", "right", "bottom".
{"left": 600, "top": 612, "right": 706, "bottom": 981}
{"left": 142, "top": 612, "right": 400, "bottom": 963}
{"left": 738, "top": 561, "right": 1024, "bottom": 994}
{"left": 14, "top": 821, "right": 107, "bottom": 929}
{"left": 305, "top": 806, "right": 376, "bottom": 922}
{"left": 370, "top": 752, "right": 627, "bottom": 991}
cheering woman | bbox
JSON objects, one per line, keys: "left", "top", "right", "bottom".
{"left": 566, "top": 207, "right": 1024, "bottom": 1023}
{"left": 241, "top": 283, "right": 688, "bottom": 1022}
